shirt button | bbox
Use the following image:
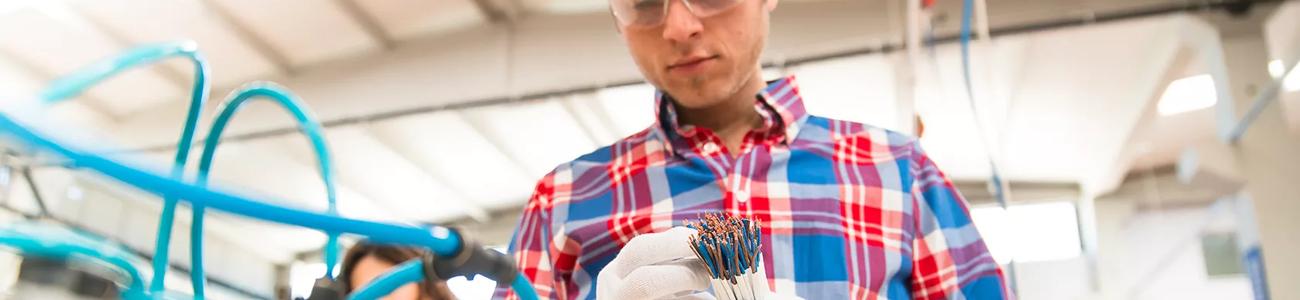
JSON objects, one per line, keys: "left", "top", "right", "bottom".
{"left": 734, "top": 190, "right": 750, "bottom": 203}
{"left": 702, "top": 143, "right": 719, "bottom": 154}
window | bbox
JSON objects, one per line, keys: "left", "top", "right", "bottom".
{"left": 1200, "top": 232, "right": 1245, "bottom": 277}
{"left": 1157, "top": 74, "right": 1218, "bottom": 116}
{"left": 971, "top": 202, "right": 1083, "bottom": 264}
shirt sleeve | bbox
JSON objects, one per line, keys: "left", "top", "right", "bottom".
{"left": 908, "top": 142, "right": 1014, "bottom": 300}
{"left": 494, "top": 175, "right": 568, "bottom": 300}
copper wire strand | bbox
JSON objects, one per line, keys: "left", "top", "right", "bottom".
{"left": 687, "top": 213, "right": 766, "bottom": 299}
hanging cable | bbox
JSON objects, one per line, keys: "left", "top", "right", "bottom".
{"left": 34, "top": 41, "right": 211, "bottom": 296}
{"left": 1, "top": 42, "right": 538, "bottom": 300}
{"left": 959, "top": 0, "right": 1018, "bottom": 294}
{"left": 190, "top": 82, "right": 341, "bottom": 299}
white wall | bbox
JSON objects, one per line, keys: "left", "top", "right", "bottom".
{"left": 1013, "top": 257, "right": 1093, "bottom": 300}
{"left": 1000, "top": 198, "right": 1255, "bottom": 300}
{"left": 1089, "top": 200, "right": 1252, "bottom": 300}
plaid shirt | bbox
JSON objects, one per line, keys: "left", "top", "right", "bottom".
{"left": 497, "top": 76, "right": 1011, "bottom": 299}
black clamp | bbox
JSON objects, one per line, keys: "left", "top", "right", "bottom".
{"left": 303, "top": 276, "right": 346, "bottom": 300}
{"left": 422, "top": 227, "right": 518, "bottom": 285}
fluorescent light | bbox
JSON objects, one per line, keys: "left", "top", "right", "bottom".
{"left": 1285, "top": 61, "right": 1300, "bottom": 93}
{"left": 0, "top": 0, "right": 31, "bottom": 15}
{"left": 972, "top": 202, "right": 1083, "bottom": 264}
{"left": 1270, "top": 60, "right": 1286, "bottom": 79}
{"left": 1158, "top": 74, "right": 1217, "bottom": 116}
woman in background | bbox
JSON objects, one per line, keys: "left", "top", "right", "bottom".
{"left": 338, "top": 242, "right": 456, "bottom": 300}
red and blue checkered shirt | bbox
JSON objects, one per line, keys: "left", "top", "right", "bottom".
{"left": 497, "top": 76, "right": 1011, "bottom": 299}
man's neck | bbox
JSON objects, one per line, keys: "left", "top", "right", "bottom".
{"left": 674, "top": 73, "right": 767, "bottom": 156}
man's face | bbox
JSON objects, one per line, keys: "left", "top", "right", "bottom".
{"left": 616, "top": 0, "right": 776, "bottom": 108}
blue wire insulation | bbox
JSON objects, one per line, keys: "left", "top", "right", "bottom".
{"left": 960, "top": 1, "right": 1017, "bottom": 294}
{"left": 0, "top": 113, "right": 539, "bottom": 300}
{"left": 34, "top": 41, "right": 211, "bottom": 295}
{"left": 348, "top": 260, "right": 541, "bottom": 300}
{"left": 192, "top": 83, "right": 342, "bottom": 299}
{"left": 0, "top": 223, "right": 148, "bottom": 300}
{"left": 959, "top": 0, "right": 1007, "bottom": 207}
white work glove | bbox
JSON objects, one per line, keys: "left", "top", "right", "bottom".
{"left": 597, "top": 227, "right": 714, "bottom": 300}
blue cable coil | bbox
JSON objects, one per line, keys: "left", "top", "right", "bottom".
{"left": 0, "top": 42, "right": 538, "bottom": 300}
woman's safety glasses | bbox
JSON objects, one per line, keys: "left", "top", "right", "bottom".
{"left": 610, "top": 0, "right": 746, "bottom": 28}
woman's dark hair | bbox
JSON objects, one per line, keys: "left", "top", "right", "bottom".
{"left": 338, "top": 242, "right": 457, "bottom": 300}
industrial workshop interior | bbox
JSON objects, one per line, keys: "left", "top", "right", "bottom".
{"left": 0, "top": 0, "right": 1298, "bottom": 299}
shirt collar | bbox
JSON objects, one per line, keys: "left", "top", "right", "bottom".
{"left": 652, "top": 75, "right": 808, "bottom": 155}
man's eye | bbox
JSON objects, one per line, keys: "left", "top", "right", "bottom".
{"left": 633, "top": 0, "right": 663, "bottom": 11}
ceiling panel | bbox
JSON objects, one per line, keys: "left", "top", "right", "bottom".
{"left": 594, "top": 84, "right": 656, "bottom": 138}
{"left": 351, "top": 0, "right": 484, "bottom": 41}
{"left": 272, "top": 127, "right": 474, "bottom": 222}
{"left": 196, "top": 142, "right": 338, "bottom": 210}
{"left": 562, "top": 94, "right": 622, "bottom": 145}
{"left": 0, "top": 54, "right": 113, "bottom": 128}
{"left": 209, "top": 214, "right": 329, "bottom": 255}
{"left": 228, "top": 138, "right": 401, "bottom": 222}
{"left": 464, "top": 99, "right": 599, "bottom": 179}
{"left": 0, "top": 56, "right": 44, "bottom": 102}
{"left": 0, "top": 6, "right": 182, "bottom": 116}
{"left": 1001, "top": 18, "right": 1174, "bottom": 183}
{"left": 791, "top": 55, "right": 900, "bottom": 131}
{"left": 211, "top": 0, "right": 379, "bottom": 66}
{"left": 74, "top": 0, "right": 280, "bottom": 88}
{"left": 367, "top": 112, "right": 534, "bottom": 209}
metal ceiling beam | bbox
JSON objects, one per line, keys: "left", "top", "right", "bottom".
{"left": 195, "top": 0, "right": 297, "bottom": 75}
{"left": 469, "top": 0, "right": 517, "bottom": 23}
{"left": 333, "top": 0, "right": 396, "bottom": 50}
{"left": 121, "top": 0, "right": 1283, "bottom": 154}
{"left": 18, "top": 168, "right": 51, "bottom": 217}
{"left": 559, "top": 95, "right": 614, "bottom": 146}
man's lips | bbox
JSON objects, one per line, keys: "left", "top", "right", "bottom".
{"left": 667, "top": 55, "right": 719, "bottom": 74}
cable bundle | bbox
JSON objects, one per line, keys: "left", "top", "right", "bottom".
{"left": 687, "top": 213, "right": 769, "bottom": 300}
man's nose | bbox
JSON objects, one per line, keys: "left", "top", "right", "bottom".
{"left": 662, "top": 0, "right": 703, "bottom": 43}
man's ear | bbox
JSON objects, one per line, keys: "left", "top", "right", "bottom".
{"left": 609, "top": 7, "right": 624, "bottom": 34}
{"left": 764, "top": 0, "right": 778, "bottom": 12}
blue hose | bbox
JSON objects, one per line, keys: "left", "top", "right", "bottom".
{"left": 0, "top": 223, "right": 149, "bottom": 300}
{"left": 36, "top": 41, "right": 212, "bottom": 296}
{"left": 191, "top": 83, "right": 342, "bottom": 298}
{"left": 348, "top": 260, "right": 540, "bottom": 300}
{"left": 2, "top": 42, "right": 538, "bottom": 300}
{"left": 0, "top": 112, "right": 538, "bottom": 299}
{"left": 958, "top": 0, "right": 1008, "bottom": 207}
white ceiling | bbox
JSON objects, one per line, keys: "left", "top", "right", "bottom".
{"left": 1, "top": 0, "right": 1298, "bottom": 295}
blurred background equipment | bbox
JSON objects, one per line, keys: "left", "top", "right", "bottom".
{"left": 0, "top": 0, "right": 1298, "bottom": 299}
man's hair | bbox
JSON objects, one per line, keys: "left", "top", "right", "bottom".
{"left": 338, "top": 241, "right": 457, "bottom": 300}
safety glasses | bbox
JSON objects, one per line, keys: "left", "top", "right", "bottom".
{"left": 610, "top": 0, "right": 746, "bottom": 28}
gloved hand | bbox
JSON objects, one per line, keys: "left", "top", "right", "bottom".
{"left": 597, "top": 227, "right": 714, "bottom": 300}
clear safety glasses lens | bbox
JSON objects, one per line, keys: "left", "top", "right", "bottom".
{"left": 610, "top": 0, "right": 745, "bottom": 28}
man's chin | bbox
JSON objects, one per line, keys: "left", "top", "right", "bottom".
{"left": 665, "top": 77, "right": 725, "bottom": 94}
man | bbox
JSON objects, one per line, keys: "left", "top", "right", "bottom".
{"left": 497, "top": 0, "right": 1010, "bottom": 299}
